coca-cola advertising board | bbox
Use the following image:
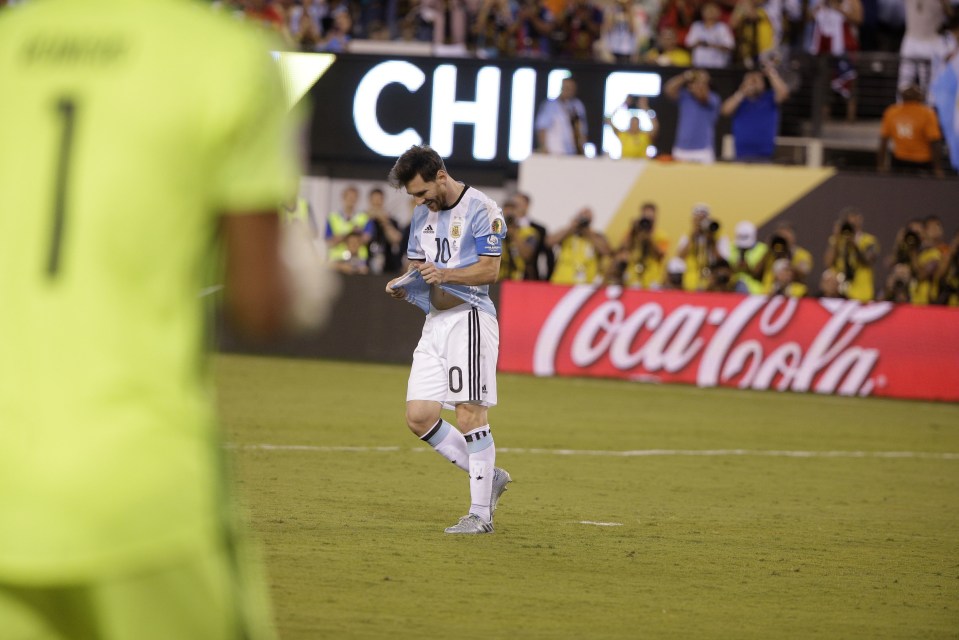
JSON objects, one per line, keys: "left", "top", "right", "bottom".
{"left": 499, "top": 282, "right": 959, "bottom": 402}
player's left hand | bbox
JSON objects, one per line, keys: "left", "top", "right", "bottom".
{"left": 417, "top": 262, "right": 446, "bottom": 285}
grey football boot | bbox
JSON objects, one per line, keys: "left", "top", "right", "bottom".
{"left": 444, "top": 514, "right": 494, "bottom": 534}
{"left": 489, "top": 467, "right": 512, "bottom": 520}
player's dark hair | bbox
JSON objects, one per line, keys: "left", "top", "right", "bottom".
{"left": 388, "top": 145, "right": 446, "bottom": 189}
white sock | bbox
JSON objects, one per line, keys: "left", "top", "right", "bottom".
{"left": 464, "top": 425, "right": 495, "bottom": 523}
{"left": 420, "top": 419, "right": 468, "bottom": 472}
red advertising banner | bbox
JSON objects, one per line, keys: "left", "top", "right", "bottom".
{"left": 499, "top": 281, "right": 959, "bottom": 402}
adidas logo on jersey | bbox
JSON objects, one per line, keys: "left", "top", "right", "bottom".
{"left": 424, "top": 225, "right": 435, "bottom": 234}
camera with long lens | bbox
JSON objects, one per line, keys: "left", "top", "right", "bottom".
{"left": 770, "top": 233, "right": 788, "bottom": 256}
{"left": 575, "top": 215, "right": 590, "bottom": 230}
{"left": 634, "top": 217, "right": 653, "bottom": 233}
{"left": 700, "top": 218, "right": 720, "bottom": 234}
{"left": 839, "top": 221, "right": 854, "bottom": 236}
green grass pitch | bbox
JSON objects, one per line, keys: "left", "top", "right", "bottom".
{"left": 216, "top": 354, "right": 959, "bottom": 639}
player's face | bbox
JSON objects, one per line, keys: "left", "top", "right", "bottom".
{"left": 405, "top": 172, "right": 447, "bottom": 212}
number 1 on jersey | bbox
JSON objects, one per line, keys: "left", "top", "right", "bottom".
{"left": 48, "top": 98, "right": 77, "bottom": 277}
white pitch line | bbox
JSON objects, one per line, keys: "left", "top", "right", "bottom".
{"left": 234, "top": 444, "right": 959, "bottom": 460}
{"left": 578, "top": 521, "right": 624, "bottom": 527}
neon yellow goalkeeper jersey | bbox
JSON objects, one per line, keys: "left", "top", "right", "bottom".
{"left": 0, "top": 0, "right": 297, "bottom": 583}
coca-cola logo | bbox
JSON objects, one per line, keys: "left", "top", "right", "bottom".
{"left": 532, "top": 287, "right": 894, "bottom": 397}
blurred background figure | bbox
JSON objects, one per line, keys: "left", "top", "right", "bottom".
{"left": 331, "top": 230, "right": 371, "bottom": 274}
{"left": 665, "top": 69, "right": 722, "bottom": 163}
{"left": 509, "top": 192, "right": 553, "bottom": 280}
{"left": 366, "top": 187, "right": 404, "bottom": 275}
{"left": 721, "top": 63, "right": 791, "bottom": 162}
{"left": 499, "top": 198, "right": 541, "bottom": 281}
{"left": 686, "top": 2, "right": 736, "bottom": 68}
{"left": 326, "top": 185, "right": 374, "bottom": 266}
{"left": 770, "top": 258, "right": 808, "bottom": 297}
{"left": 676, "top": 203, "right": 730, "bottom": 291}
{"left": 606, "top": 214, "right": 665, "bottom": 289}
{"left": 817, "top": 267, "right": 847, "bottom": 298}
{"left": 823, "top": 208, "right": 879, "bottom": 302}
{"left": 878, "top": 84, "right": 944, "bottom": 177}
{"left": 731, "top": 221, "right": 767, "bottom": 294}
{"left": 757, "top": 223, "right": 813, "bottom": 293}
{"left": 645, "top": 26, "right": 693, "bottom": 66}
{"left": 547, "top": 207, "right": 611, "bottom": 285}
{"left": 535, "top": 76, "right": 588, "bottom": 155}
{"left": 601, "top": 0, "right": 641, "bottom": 63}
{"left": 605, "top": 96, "right": 659, "bottom": 159}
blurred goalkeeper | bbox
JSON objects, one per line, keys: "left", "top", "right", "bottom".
{"left": 0, "top": 1, "right": 328, "bottom": 638}
{"left": 385, "top": 145, "right": 512, "bottom": 535}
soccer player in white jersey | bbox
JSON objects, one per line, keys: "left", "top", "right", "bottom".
{"left": 385, "top": 145, "right": 512, "bottom": 535}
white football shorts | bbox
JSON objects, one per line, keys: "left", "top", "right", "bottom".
{"left": 407, "top": 304, "right": 499, "bottom": 408}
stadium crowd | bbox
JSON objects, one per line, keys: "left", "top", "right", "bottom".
{"left": 176, "top": 0, "right": 952, "bottom": 72}
{"left": 288, "top": 186, "right": 959, "bottom": 306}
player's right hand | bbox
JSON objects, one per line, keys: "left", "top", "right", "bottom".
{"left": 386, "top": 279, "right": 406, "bottom": 299}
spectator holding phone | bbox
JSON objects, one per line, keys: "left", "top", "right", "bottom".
{"left": 721, "top": 63, "right": 790, "bottom": 162}
{"left": 664, "top": 69, "right": 721, "bottom": 163}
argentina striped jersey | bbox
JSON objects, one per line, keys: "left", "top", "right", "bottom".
{"left": 407, "top": 185, "right": 506, "bottom": 318}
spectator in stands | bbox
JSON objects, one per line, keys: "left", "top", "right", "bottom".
{"left": 331, "top": 230, "right": 371, "bottom": 275}
{"left": 326, "top": 185, "right": 374, "bottom": 265}
{"left": 686, "top": 2, "right": 736, "bottom": 68}
{"left": 475, "top": 0, "right": 515, "bottom": 57}
{"left": 878, "top": 84, "right": 945, "bottom": 177}
{"left": 606, "top": 215, "right": 665, "bottom": 289}
{"left": 605, "top": 96, "right": 659, "bottom": 159}
{"left": 510, "top": 192, "right": 553, "bottom": 280}
{"left": 705, "top": 258, "right": 746, "bottom": 293}
{"left": 535, "top": 76, "right": 588, "bottom": 155}
{"left": 601, "top": 0, "right": 641, "bottom": 63}
{"left": 548, "top": 207, "right": 611, "bottom": 285}
{"left": 676, "top": 203, "right": 730, "bottom": 291}
{"left": 663, "top": 256, "right": 687, "bottom": 290}
{"left": 731, "top": 0, "right": 777, "bottom": 67}
{"left": 823, "top": 208, "right": 879, "bottom": 302}
{"left": 366, "top": 188, "right": 404, "bottom": 275}
{"left": 817, "top": 267, "right": 847, "bottom": 298}
{"left": 288, "top": 0, "right": 326, "bottom": 50}
{"left": 644, "top": 26, "right": 693, "bottom": 66}
{"left": 664, "top": 69, "right": 721, "bottom": 163}
{"left": 730, "top": 221, "right": 767, "bottom": 294}
{"left": 888, "top": 221, "right": 941, "bottom": 304}
{"left": 721, "top": 63, "right": 791, "bottom": 162}
{"left": 770, "top": 259, "right": 809, "bottom": 297}
{"left": 554, "top": 0, "right": 604, "bottom": 59}
{"left": 756, "top": 223, "right": 814, "bottom": 292}
{"left": 883, "top": 261, "right": 915, "bottom": 303}
{"left": 245, "top": 0, "right": 288, "bottom": 36}
{"left": 925, "top": 215, "right": 949, "bottom": 255}
{"left": 783, "top": 0, "right": 808, "bottom": 53}
{"left": 809, "top": 0, "right": 863, "bottom": 121}
{"left": 898, "top": 0, "right": 954, "bottom": 91}
{"left": 318, "top": 9, "right": 352, "bottom": 51}
{"left": 933, "top": 231, "right": 959, "bottom": 305}
{"left": 512, "top": 0, "right": 556, "bottom": 58}
{"left": 658, "top": 0, "right": 698, "bottom": 46}
{"left": 499, "top": 199, "right": 541, "bottom": 281}
{"left": 635, "top": 201, "right": 671, "bottom": 256}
